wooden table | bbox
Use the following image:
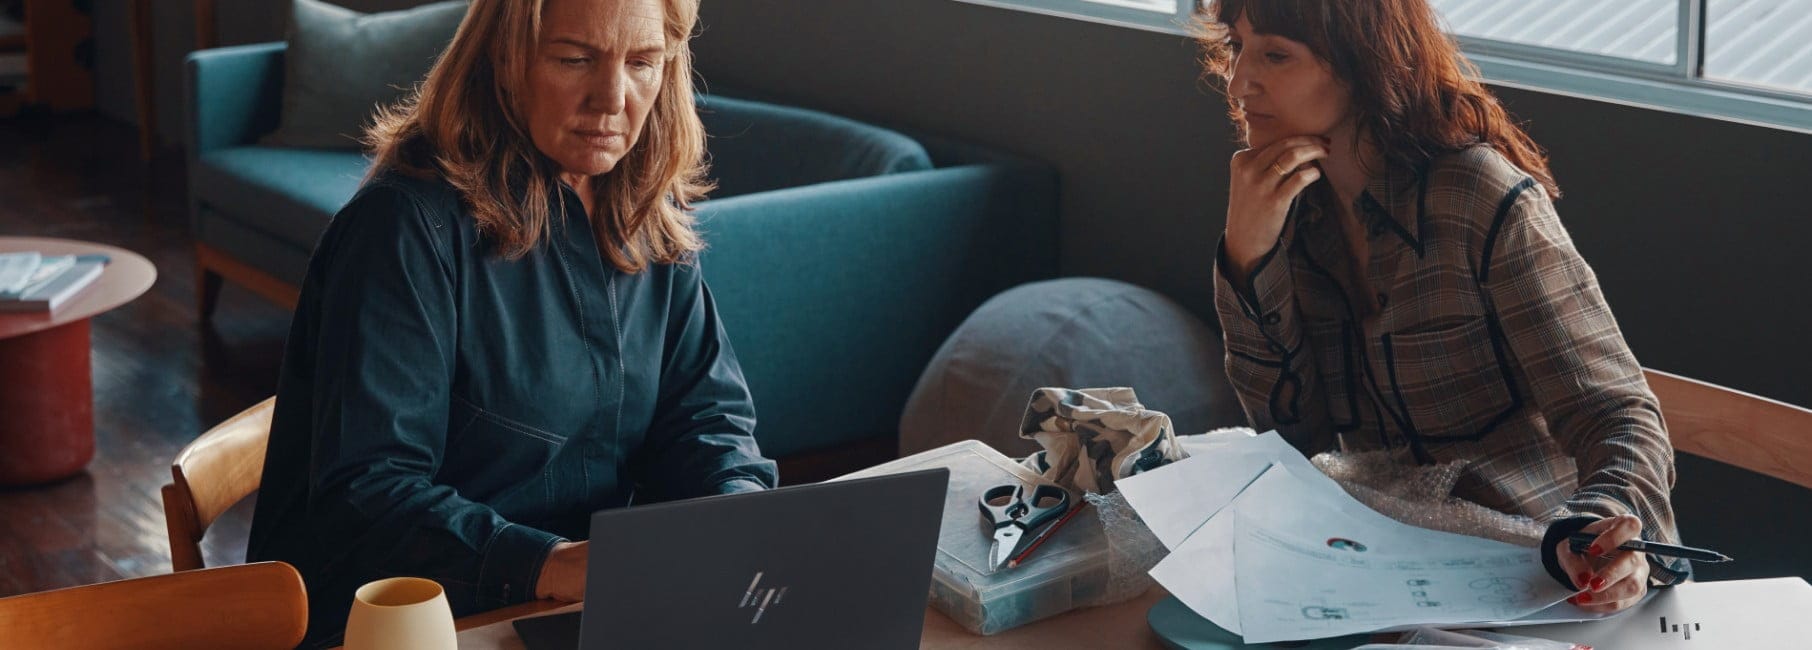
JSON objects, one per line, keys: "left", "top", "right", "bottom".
{"left": 0, "top": 237, "right": 156, "bottom": 485}
{"left": 444, "top": 587, "right": 1173, "bottom": 649}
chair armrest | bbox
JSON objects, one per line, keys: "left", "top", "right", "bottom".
{"left": 185, "top": 42, "right": 287, "bottom": 157}
{"left": 695, "top": 162, "right": 1058, "bottom": 457}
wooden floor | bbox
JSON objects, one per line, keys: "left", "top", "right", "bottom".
{"left": 0, "top": 113, "right": 291, "bottom": 596}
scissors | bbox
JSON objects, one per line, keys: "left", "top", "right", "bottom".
{"left": 977, "top": 482, "right": 1070, "bottom": 570}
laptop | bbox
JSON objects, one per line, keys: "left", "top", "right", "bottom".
{"left": 514, "top": 468, "right": 948, "bottom": 649}
{"left": 1510, "top": 577, "right": 1812, "bottom": 648}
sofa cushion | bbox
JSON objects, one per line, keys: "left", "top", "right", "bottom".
{"left": 192, "top": 146, "right": 371, "bottom": 250}
{"left": 697, "top": 95, "right": 933, "bottom": 199}
{"left": 262, "top": 0, "right": 467, "bottom": 149}
{"left": 899, "top": 278, "right": 1242, "bottom": 458}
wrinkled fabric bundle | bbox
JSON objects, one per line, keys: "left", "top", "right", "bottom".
{"left": 1017, "top": 387, "right": 1187, "bottom": 495}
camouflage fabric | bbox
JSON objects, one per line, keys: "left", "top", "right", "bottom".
{"left": 1018, "top": 387, "right": 1187, "bottom": 494}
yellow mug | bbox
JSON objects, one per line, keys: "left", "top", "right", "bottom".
{"left": 343, "top": 577, "right": 457, "bottom": 650}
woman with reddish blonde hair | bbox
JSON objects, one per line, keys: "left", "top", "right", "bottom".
{"left": 1200, "top": 0, "right": 1683, "bottom": 613}
{"left": 248, "top": 0, "right": 776, "bottom": 644}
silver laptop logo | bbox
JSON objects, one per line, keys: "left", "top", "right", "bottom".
{"left": 738, "top": 571, "right": 789, "bottom": 624}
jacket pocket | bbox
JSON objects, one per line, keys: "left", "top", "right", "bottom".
{"left": 1381, "top": 315, "right": 1520, "bottom": 441}
{"left": 1304, "top": 318, "right": 1359, "bottom": 430}
{"left": 439, "top": 395, "right": 567, "bottom": 504}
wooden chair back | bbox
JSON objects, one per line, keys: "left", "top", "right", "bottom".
{"left": 163, "top": 396, "right": 277, "bottom": 571}
{"left": 1646, "top": 368, "right": 1812, "bottom": 490}
{"left": 0, "top": 561, "right": 307, "bottom": 649}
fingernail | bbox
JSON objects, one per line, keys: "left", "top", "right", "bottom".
{"left": 1588, "top": 544, "right": 1602, "bottom": 556}
{"left": 1591, "top": 577, "right": 1606, "bottom": 590}
{"left": 1578, "top": 593, "right": 1593, "bottom": 604}
{"left": 1576, "top": 572, "right": 1591, "bottom": 587}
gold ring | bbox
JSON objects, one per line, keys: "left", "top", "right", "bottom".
{"left": 1270, "top": 162, "right": 1291, "bottom": 178}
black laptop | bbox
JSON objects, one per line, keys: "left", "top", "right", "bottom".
{"left": 514, "top": 468, "right": 948, "bottom": 649}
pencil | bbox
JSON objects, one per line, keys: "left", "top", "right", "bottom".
{"left": 1008, "top": 502, "right": 1087, "bottom": 568}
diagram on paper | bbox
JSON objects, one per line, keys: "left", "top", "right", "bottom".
{"left": 1234, "top": 521, "right": 1574, "bottom": 643}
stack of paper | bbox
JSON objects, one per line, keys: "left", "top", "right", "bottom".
{"left": 1119, "top": 432, "right": 1585, "bottom": 644}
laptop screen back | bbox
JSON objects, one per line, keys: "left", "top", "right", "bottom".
{"left": 1512, "top": 577, "right": 1812, "bottom": 648}
{"left": 578, "top": 468, "right": 948, "bottom": 649}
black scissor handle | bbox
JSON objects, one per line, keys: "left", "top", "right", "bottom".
{"left": 1018, "top": 484, "right": 1070, "bottom": 530}
{"left": 978, "top": 484, "right": 1026, "bottom": 528}
{"left": 978, "top": 483, "right": 1070, "bottom": 530}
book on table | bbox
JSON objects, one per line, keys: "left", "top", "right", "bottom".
{"left": 0, "top": 252, "right": 105, "bottom": 313}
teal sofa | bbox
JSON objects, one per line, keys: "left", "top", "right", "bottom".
{"left": 184, "top": 42, "right": 1059, "bottom": 469}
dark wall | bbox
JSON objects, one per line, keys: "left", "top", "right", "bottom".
{"left": 690, "top": 0, "right": 1812, "bottom": 581}
{"left": 697, "top": 1, "right": 1235, "bottom": 319}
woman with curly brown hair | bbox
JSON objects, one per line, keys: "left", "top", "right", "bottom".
{"left": 247, "top": 0, "right": 776, "bottom": 644}
{"left": 1201, "top": 0, "right": 1684, "bottom": 614}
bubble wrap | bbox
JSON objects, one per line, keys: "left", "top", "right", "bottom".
{"left": 1078, "top": 490, "right": 1165, "bottom": 607}
{"left": 1311, "top": 449, "right": 1544, "bottom": 547}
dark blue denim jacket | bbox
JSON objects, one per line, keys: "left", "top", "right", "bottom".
{"left": 246, "top": 172, "right": 777, "bottom": 645}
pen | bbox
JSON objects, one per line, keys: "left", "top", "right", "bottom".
{"left": 1567, "top": 532, "right": 1732, "bottom": 563}
{"left": 1007, "top": 502, "right": 1087, "bottom": 569}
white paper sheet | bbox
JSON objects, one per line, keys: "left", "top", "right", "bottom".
{"left": 1146, "top": 460, "right": 1514, "bottom": 636}
{"left": 1118, "top": 431, "right": 1347, "bottom": 550}
{"left": 1135, "top": 432, "right": 1603, "bottom": 641}
{"left": 1231, "top": 506, "right": 1574, "bottom": 643}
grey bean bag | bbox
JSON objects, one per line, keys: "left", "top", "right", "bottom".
{"left": 900, "top": 278, "right": 1243, "bottom": 457}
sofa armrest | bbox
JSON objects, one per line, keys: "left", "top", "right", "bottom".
{"left": 695, "top": 162, "right": 1059, "bottom": 458}
{"left": 698, "top": 94, "right": 934, "bottom": 199}
{"left": 186, "top": 42, "right": 287, "bottom": 157}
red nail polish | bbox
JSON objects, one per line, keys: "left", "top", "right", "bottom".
{"left": 1576, "top": 572, "right": 1591, "bottom": 587}
{"left": 1588, "top": 544, "right": 1602, "bottom": 556}
{"left": 1578, "top": 593, "right": 1593, "bottom": 604}
{"left": 1591, "top": 577, "right": 1606, "bottom": 590}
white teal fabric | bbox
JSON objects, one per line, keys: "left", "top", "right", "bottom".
{"left": 1017, "top": 387, "right": 1188, "bottom": 495}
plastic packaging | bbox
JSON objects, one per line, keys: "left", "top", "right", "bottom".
{"left": 836, "top": 441, "right": 1112, "bottom": 635}
{"left": 1311, "top": 449, "right": 1545, "bottom": 546}
{"left": 1180, "top": 428, "right": 1543, "bottom": 546}
{"left": 1083, "top": 490, "right": 1164, "bottom": 605}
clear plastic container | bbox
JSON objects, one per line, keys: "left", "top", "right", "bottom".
{"left": 839, "top": 441, "right": 1110, "bottom": 635}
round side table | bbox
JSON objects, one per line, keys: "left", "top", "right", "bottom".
{"left": 0, "top": 237, "right": 156, "bottom": 486}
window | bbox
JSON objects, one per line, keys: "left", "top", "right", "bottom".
{"left": 1426, "top": 0, "right": 1812, "bottom": 131}
{"left": 1702, "top": 0, "right": 1812, "bottom": 95}
{"left": 1431, "top": 0, "right": 1682, "bottom": 66}
{"left": 953, "top": 0, "right": 1197, "bottom": 33}
{"left": 966, "top": 0, "right": 1812, "bottom": 132}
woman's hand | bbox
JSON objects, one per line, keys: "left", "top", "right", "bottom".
{"left": 535, "top": 541, "right": 588, "bottom": 602}
{"left": 1223, "top": 135, "right": 1329, "bottom": 278}
{"left": 1554, "top": 514, "right": 1650, "bottom": 613}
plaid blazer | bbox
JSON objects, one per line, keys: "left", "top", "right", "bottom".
{"left": 1213, "top": 145, "right": 1686, "bottom": 582}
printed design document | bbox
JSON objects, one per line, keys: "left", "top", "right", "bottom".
{"left": 1124, "top": 432, "right": 1578, "bottom": 643}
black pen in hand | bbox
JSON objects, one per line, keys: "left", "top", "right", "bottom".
{"left": 1567, "top": 532, "right": 1732, "bottom": 563}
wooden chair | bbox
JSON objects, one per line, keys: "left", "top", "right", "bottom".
{"left": 1646, "top": 368, "right": 1812, "bottom": 490}
{"left": 0, "top": 561, "right": 307, "bottom": 649}
{"left": 163, "top": 396, "right": 277, "bottom": 571}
